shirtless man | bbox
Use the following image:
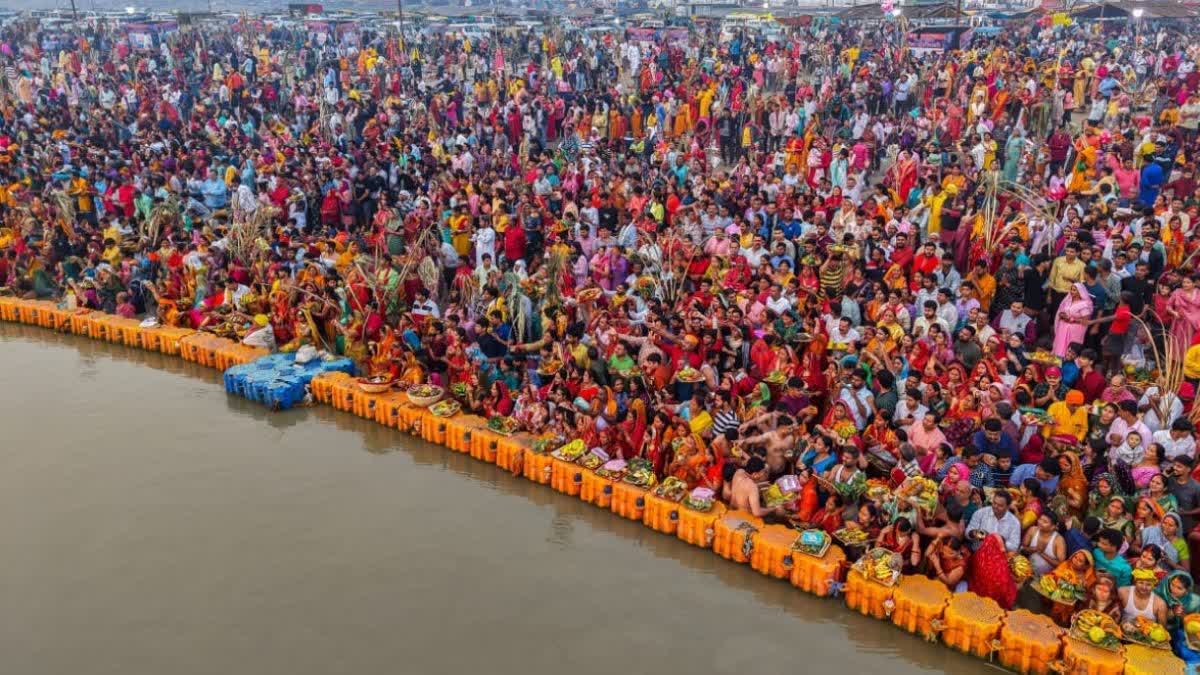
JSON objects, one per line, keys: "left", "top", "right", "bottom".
{"left": 729, "top": 457, "right": 785, "bottom": 518}
{"left": 736, "top": 415, "right": 799, "bottom": 477}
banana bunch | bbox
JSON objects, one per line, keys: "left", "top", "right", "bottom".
{"left": 1008, "top": 554, "right": 1033, "bottom": 581}
{"left": 873, "top": 558, "right": 894, "bottom": 582}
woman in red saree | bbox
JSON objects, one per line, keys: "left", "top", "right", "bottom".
{"left": 887, "top": 151, "right": 919, "bottom": 204}
{"left": 796, "top": 492, "right": 845, "bottom": 534}
{"left": 940, "top": 362, "right": 971, "bottom": 400}
{"left": 618, "top": 397, "right": 649, "bottom": 460}
{"left": 943, "top": 390, "right": 984, "bottom": 449}
{"left": 966, "top": 533, "right": 1019, "bottom": 609}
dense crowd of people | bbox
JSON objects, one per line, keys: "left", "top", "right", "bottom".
{"left": 8, "top": 11, "right": 1200, "bottom": 659}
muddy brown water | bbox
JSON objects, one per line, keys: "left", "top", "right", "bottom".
{"left": 0, "top": 323, "right": 994, "bottom": 675}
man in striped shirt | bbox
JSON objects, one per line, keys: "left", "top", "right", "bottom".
{"left": 710, "top": 392, "right": 741, "bottom": 438}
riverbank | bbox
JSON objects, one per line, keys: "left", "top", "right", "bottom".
{"left": 0, "top": 297, "right": 1181, "bottom": 675}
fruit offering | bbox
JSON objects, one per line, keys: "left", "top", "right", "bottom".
{"left": 551, "top": 439, "right": 586, "bottom": 461}
{"left": 833, "top": 471, "right": 868, "bottom": 502}
{"left": 429, "top": 400, "right": 460, "bottom": 417}
{"left": 834, "top": 527, "right": 871, "bottom": 546}
{"left": 897, "top": 476, "right": 939, "bottom": 514}
{"left": 596, "top": 459, "right": 628, "bottom": 480}
{"left": 1071, "top": 610, "right": 1122, "bottom": 651}
{"left": 622, "top": 458, "right": 658, "bottom": 488}
{"left": 1008, "top": 554, "right": 1033, "bottom": 582}
{"left": 487, "top": 416, "right": 519, "bottom": 435}
{"left": 579, "top": 452, "right": 605, "bottom": 470}
{"left": 682, "top": 487, "right": 715, "bottom": 512}
{"left": 1035, "top": 574, "right": 1087, "bottom": 604}
{"left": 1122, "top": 616, "right": 1171, "bottom": 649}
{"left": 854, "top": 548, "right": 901, "bottom": 585}
{"left": 761, "top": 483, "right": 788, "bottom": 508}
{"left": 653, "top": 477, "right": 688, "bottom": 502}
{"left": 1185, "top": 614, "right": 1200, "bottom": 636}
{"left": 409, "top": 384, "right": 442, "bottom": 398}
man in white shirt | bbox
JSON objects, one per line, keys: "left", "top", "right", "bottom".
{"left": 1153, "top": 419, "right": 1197, "bottom": 462}
{"left": 411, "top": 288, "right": 440, "bottom": 320}
{"left": 1140, "top": 385, "right": 1184, "bottom": 433}
{"left": 911, "top": 301, "right": 950, "bottom": 339}
{"left": 765, "top": 285, "right": 792, "bottom": 315}
{"left": 996, "top": 300, "right": 1031, "bottom": 337}
{"left": 966, "top": 490, "right": 1021, "bottom": 552}
{"left": 739, "top": 235, "right": 770, "bottom": 268}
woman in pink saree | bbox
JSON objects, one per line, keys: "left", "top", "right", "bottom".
{"left": 1167, "top": 274, "right": 1200, "bottom": 361}
{"left": 1052, "top": 282, "right": 1093, "bottom": 357}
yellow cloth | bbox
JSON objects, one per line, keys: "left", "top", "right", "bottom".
{"left": 1184, "top": 344, "right": 1200, "bottom": 380}
{"left": 925, "top": 191, "right": 948, "bottom": 235}
{"left": 1044, "top": 401, "right": 1088, "bottom": 441}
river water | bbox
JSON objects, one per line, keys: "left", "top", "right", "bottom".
{"left": 0, "top": 323, "right": 992, "bottom": 675}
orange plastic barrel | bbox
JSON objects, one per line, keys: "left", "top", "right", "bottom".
{"left": 1122, "top": 643, "right": 1185, "bottom": 675}
{"left": 310, "top": 372, "right": 351, "bottom": 405}
{"left": 712, "top": 511, "right": 764, "bottom": 564}
{"left": 890, "top": 574, "right": 951, "bottom": 636}
{"left": 397, "top": 402, "right": 424, "bottom": 432}
{"left": 942, "top": 592, "right": 1006, "bottom": 658}
{"left": 440, "top": 417, "right": 468, "bottom": 452}
{"left": 470, "top": 428, "right": 501, "bottom": 464}
{"left": 520, "top": 446, "right": 553, "bottom": 484}
{"left": 120, "top": 319, "right": 143, "bottom": 348}
{"left": 87, "top": 313, "right": 114, "bottom": 340}
{"left": 157, "top": 327, "right": 194, "bottom": 356}
{"left": 998, "top": 609, "right": 1063, "bottom": 675}
{"left": 1060, "top": 637, "right": 1125, "bottom": 675}
{"left": 676, "top": 502, "right": 726, "bottom": 548}
{"left": 42, "top": 305, "right": 71, "bottom": 331}
{"left": 494, "top": 437, "right": 524, "bottom": 472}
{"left": 790, "top": 544, "right": 847, "bottom": 597}
{"left": 0, "top": 296, "right": 17, "bottom": 322}
{"left": 351, "top": 388, "right": 380, "bottom": 419}
{"left": 16, "top": 300, "right": 39, "bottom": 325}
{"left": 69, "top": 311, "right": 93, "bottom": 336}
{"left": 179, "top": 333, "right": 210, "bottom": 366}
{"left": 642, "top": 492, "right": 680, "bottom": 535}
{"left": 845, "top": 568, "right": 895, "bottom": 620}
{"left": 610, "top": 481, "right": 647, "bottom": 521}
{"left": 579, "top": 470, "right": 614, "bottom": 508}
{"left": 550, "top": 457, "right": 583, "bottom": 496}
{"left": 139, "top": 328, "right": 164, "bottom": 352}
{"left": 105, "top": 316, "right": 133, "bottom": 344}
{"left": 420, "top": 409, "right": 447, "bottom": 445}
{"left": 749, "top": 525, "right": 799, "bottom": 580}
{"left": 372, "top": 392, "right": 410, "bottom": 429}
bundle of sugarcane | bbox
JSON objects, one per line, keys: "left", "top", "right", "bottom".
{"left": 143, "top": 197, "right": 181, "bottom": 249}
{"left": 417, "top": 255, "right": 440, "bottom": 300}
{"left": 49, "top": 189, "right": 76, "bottom": 238}
{"left": 999, "top": 179, "right": 1061, "bottom": 256}
{"left": 503, "top": 271, "right": 528, "bottom": 343}
{"left": 1131, "top": 313, "right": 1186, "bottom": 427}
{"left": 225, "top": 222, "right": 260, "bottom": 266}
{"left": 542, "top": 248, "right": 567, "bottom": 309}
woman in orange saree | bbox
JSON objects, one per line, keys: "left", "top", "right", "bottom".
{"left": 1042, "top": 549, "right": 1098, "bottom": 625}
{"left": 1053, "top": 452, "right": 1089, "bottom": 520}
{"left": 667, "top": 420, "right": 713, "bottom": 489}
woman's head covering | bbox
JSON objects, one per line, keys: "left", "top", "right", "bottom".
{"left": 1155, "top": 569, "right": 1200, "bottom": 614}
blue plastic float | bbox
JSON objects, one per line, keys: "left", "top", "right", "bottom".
{"left": 223, "top": 352, "right": 355, "bottom": 410}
